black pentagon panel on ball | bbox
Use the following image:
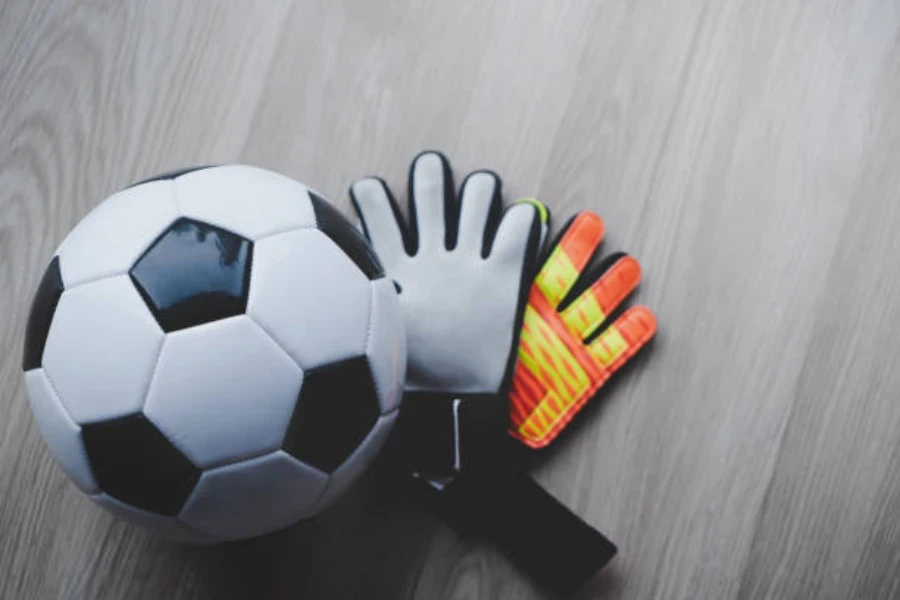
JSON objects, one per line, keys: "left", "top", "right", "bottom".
{"left": 22, "top": 256, "right": 65, "bottom": 371}
{"left": 283, "top": 356, "right": 380, "bottom": 473}
{"left": 130, "top": 218, "right": 252, "bottom": 332}
{"left": 309, "top": 192, "right": 385, "bottom": 280}
{"left": 82, "top": 413, "right": 200, "bottom": 516}
{"left": 127, "top": 165, "right": 218, "bottom": 189}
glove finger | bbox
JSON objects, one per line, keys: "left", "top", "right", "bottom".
{"left": 409, "top": 151, "right": 455, "bottom": 254}
{"left": 534, "top": 212, "right": 605, "bottom": 309}
{"left": 516, "top": 198, "right": 551, "bottom": 248}
{"left": 350, "top": 177, "right": 409, "bottom": 267}
{"left": 560, "top": 254, "right": 641, "bottom": 341}
{"left": 456, "top": 170, "right": 502, "bottom": 256}
{"left": 586, "top": 305, "right": 657, "bottom": 372}
{"left": 487, "top": 202, "right": 543, "bottom": 270}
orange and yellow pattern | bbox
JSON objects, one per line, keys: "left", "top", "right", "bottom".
{"left": 509, "top": 212, "right": 657, "bottom": 449}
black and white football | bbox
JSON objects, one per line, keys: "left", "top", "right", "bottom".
{"left": 21, "top": 165, "right": 406, "bottom": 542}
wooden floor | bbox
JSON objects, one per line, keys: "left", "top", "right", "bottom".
{"left": 3, "top": 0, "right": 900, "bottom": 598}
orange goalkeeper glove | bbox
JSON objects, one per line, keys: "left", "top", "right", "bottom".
{"left": 509, "top": 211, "right": 657, "bottom": 449}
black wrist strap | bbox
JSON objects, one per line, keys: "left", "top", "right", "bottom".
{"left": 392, "top": 392, "right": 617, "bottom": 596}
{"left": 486, "top": 471, "right": 617, "bottom": 596}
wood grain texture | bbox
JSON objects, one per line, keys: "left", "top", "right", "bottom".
{"left": 2, "top": 0, "right": 900, "bottom": 598}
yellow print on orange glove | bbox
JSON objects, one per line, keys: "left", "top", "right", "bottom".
{"left": 509, "top": 212, "right": 657, "bottom": 449}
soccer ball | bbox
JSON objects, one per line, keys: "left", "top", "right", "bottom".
{"left": 21, "top": 165, "right": 406, "bottom": 542}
